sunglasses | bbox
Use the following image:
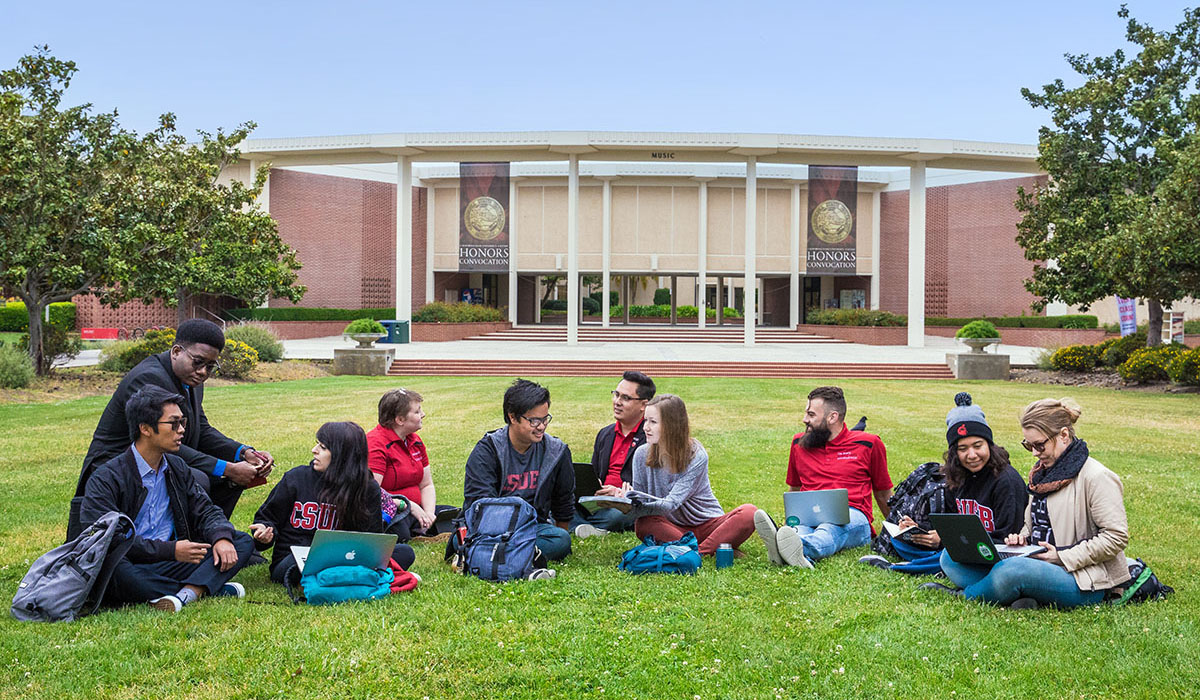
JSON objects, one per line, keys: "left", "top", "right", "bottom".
{"left": 158, "top": 417, "right": 188, "bottom": 432}
{"left": 180, "top": 347, "right": 221, "bottom": 373}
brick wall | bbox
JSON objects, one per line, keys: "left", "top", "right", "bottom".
{"left": 879, "top": 176, "right": 1046, "bottom": 318}
{"left": 268, "top": 169, "right": 425, "bottom": 312}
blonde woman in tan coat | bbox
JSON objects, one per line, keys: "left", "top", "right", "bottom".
{"left": 926, "top": 398, "right": 1130, "bottom": 609}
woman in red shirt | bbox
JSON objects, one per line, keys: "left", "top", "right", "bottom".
{"left": 366, "top": 388, "right": 456, "bottom": 542}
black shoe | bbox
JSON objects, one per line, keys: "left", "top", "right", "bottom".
{"left": 918, "top": 581, "right": 962, "bottom": 597}
{"left": 858, "top": 554, "right": 892, "bottom": 571}
{"left": 247, "top": 552, "right": 268, "bottom": 567}
{"left": 1009, "top": 597, "right": 1039, "bottom": 610}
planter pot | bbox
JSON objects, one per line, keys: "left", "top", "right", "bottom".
{"left": 345, "top": 332, "right": 387, "bottom": 349}
{"left": 959, "top": 337, "right": 1002, "bottom": 354}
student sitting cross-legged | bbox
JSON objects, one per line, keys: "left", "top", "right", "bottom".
{"left": 79, "top": 386, "right": 255, "bottom": 613}
{"left": 602, "top": 394, "right": 757, "bottom": 557}
{"left": 250, "top": 422, "right": 416, "bottom": 587}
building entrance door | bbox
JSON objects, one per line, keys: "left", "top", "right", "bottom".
{"left": 802, "top": 277, "right": 821, "bottom": 323}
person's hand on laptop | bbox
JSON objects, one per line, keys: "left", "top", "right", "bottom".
{"left": 1033, "top": 541, "right": 1060, "bottom": 564}
{"left": 249, "top": 523, "right": 275, "bottom": 544}
{"left": 1005, "top": 533, "right": 1028, "bottom": 546}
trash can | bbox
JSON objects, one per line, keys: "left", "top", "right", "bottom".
{"left": 378, "top": 320, "right": 410, "bottom": 344}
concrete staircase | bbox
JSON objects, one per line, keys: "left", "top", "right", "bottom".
{"left": 463, "top": 326, "right": 847, "bottom": 344}
{"left": 387, "top": 359, "right": 954, "bottom": 380}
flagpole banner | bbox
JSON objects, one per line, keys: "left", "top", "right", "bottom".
{"left": 459, "top": 162, "right": 510, "bottom": 272}
{"left": 806, "top": 165, "right": 858, "bottom": 275}
{"left": 1116, "top": 297, "right": 1137, "bottom": 337}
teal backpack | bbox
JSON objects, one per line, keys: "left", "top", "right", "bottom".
{"left": 618, "top": 533, "right": 702, "bottom": 575}
{"left": 296, "top": 565, "right": 392, "bottom": 605}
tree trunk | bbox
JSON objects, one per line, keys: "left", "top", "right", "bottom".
{"left": 1146, "top": 300, "right": 1163, "bottom": 347}
{"left": 176, "top": 287, "right": 189, "bottom": 328}
{"left": 26, "top": 302, "right": 48, "bottom": 376}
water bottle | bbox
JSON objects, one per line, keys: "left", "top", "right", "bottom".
{"left": 715, "top": 543, "right": 734, "bottom": 569}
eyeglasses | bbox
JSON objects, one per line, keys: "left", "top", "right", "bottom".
{"left": 520, "top": 414, "right": 553, "bottom": 428}
{"left": 158, "top": 417, "right": 188, "bottom": 432}
{"left": 180, "top": 347, "right": 221, "bottom": 373}
{"left": 611, "top": 390, "right": 644, "bottom": 404}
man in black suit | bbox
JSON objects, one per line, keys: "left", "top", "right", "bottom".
{"left": 573, "top": 371, "right": 656, "bottom": 538}
{"left": 70, "top": 319, "right": 273, "bottom": 538}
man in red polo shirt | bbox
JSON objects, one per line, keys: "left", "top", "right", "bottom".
{"left": 573, "top": 371, "right": 656, "bottom": 538}
{"left": 755, "top": 386, "right": 893, "bottom": 568}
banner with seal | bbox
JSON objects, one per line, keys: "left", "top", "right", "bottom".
{"left": 806, "top": 165, "right": 858, "bottom": 275}
{"left": 459, "top": 162, "right": 510, "bottom": 272}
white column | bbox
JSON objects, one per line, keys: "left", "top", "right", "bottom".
{"left": 426, "top": 185, "right": 435, "bottom": 308}
{"left": 744, "top": 157, "right": 757, "bottom": 345}
{"left": 907, "top": 162, "right": 926, "bottom": 347}
{"left": 567, "top": 155, "right": 580, "bottom": 345}
{"left": 508, "top": 178, "right": 519, "bottom": 324}
{"left": 789, "top": 182, "right": 801, "bottom": 328}
{"left": 396, "top": 155, "right": 412, "bottom": 325}
{"left": 870, "top": 190, "right": 881, "bottom": 310}
{"left": 697, "top": 179, "right": 709, "bottom": 329}
{"left": 601, "top": 177, "right": 613, "bottom": 328}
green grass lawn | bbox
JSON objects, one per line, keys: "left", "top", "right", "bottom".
{"left": 1, "top": 376, "right": 1196, "bottom": 699}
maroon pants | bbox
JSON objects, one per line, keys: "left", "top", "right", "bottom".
{"left": 634, "top": 503, "right": 757, "bottom": 556}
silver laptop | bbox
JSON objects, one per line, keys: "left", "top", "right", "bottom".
{"left": 290, "top": 529, "right": 396, "bottom": 574}
{"left": 783, "top": 488, "right": 851, "bottom": 528}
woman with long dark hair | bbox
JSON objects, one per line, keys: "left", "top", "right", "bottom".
{"left": 604, "top": 394, "right": 757, "bottom": 557}
{"left": 860, "top": 393, "right": 1027, "bottom": 575}
{"left": 250, "top": 422, "right": 415, "bottom": 585}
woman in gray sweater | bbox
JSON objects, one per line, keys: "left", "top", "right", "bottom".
{"left": 604, "top": 394, "right": 757, "bottom": 557}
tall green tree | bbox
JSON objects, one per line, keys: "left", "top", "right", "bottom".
{"left": 1016, "top": 6, "right": 1200, "bottom": 345}
{"left": 0, "top": 48, "right": 304, "bottom": 373}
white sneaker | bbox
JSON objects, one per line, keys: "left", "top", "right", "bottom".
{"left": 775, "top": 526, "right": 814, "bottom": 569}
{"left": 148, "top": 595, "right": 182, "bottom": 613}
{"left": 573, "top": 524, "right": 609, "bottom": 539}
{"left": 754, "top": 509, "right": 783, "bottom": 566}
{"left": 527, "top": 568, "right": 557, "bottom": 580}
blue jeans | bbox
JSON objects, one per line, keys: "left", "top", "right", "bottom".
{"left": 789, "top": 508, "right": 871, "bottom": 562}
{"left": 939, "top": 550, "right": 1107, "bottom": 608}
{"left": 536, "top": 523, "right": 572, "bottom": 561}
{"left": 570, "top": 507, "right": 636, "bottom": 533}
{"left": 888, "top": 538, "right": 944, "bottom": 576}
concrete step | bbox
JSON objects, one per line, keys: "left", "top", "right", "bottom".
{"left": 465, "top": 326, "right": 847, "bottom": 344}
{"left": 387, "top": 360, "right": 954, "bottom": 380}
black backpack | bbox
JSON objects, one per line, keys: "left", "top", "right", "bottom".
{"left": 1112, "top": 558, "right": 1174, "bottom": 605}
{"left": 871, "top": 462, "right": 946, "bottom": 558}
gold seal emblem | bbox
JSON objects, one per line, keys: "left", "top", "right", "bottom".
{"left": 811, "top": 199, "right": 853, "bottom": 244}
{"left": 464, "top": 196, "right": 506, "bottom": 241}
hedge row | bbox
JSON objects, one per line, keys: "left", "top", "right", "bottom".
{"left": 413, "top": 302, "right": 506, "bottom": 323}
{"left": 802, "top": 308, "right": 1098, "bottom": 329}
{"left": 0, "top": 302, "right": 77, "bottom": 332}
{"left": 229, "top": 307, "right": 397, "bottom": 322}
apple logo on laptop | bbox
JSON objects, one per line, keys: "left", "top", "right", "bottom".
{"left": 345, "top": 550, "right": 357, "bottom": 561}
{"left": 812, "top": 505, "right": 822, "bottom": 514}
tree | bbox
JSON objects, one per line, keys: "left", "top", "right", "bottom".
{"left": 0, "top": 48, "right": 304, "bottom": 373}
{"left": 1016, "top": 6, "right": 1200, "bottom": 346}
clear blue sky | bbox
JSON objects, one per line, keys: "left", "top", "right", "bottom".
{"left": 2, "top": 1, "right": 1191, "bottom": 144}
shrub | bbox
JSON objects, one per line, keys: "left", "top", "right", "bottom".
{"left": 1166, "top": 346, "right": 1200, "bottom": 385}
{"left": 1033, "top": 346, "right": 1057, "bottom": 371}
{"left": 18, "top": 326, "right": 83, "bottom": 367}
{"left": 0, "top": 345, "right": 35, "bottom": 388}
{"left": 99, "top": 340, "right": 140, "bottom": 372}
{"left": 216, "top": 339, "right": 258, "bottom": 379}
{"left": 1050, "top": 344, "right": 1099, "bottom": 372}
{"left": 0, "top": 302, "right": 77, "bottom": 332}
{"left": 653, "top": 288, "right": 671, "bottom": 305}
{"left": 1094, "top": 336, "right": 1120, "bottom": 359}
{"left": 1118, "top": 344, "right": 1188, "bottom": 383}
{"left": 956, "top": 320, "right": 1000, "bottom": 339}
{"left": 344, "top": 318, "right": 386, "bottom": 334}
{"left": 114, "top": 328, "right": 176, "bottom": 372}
{"left": 413, "top": 302, "right": 505, "bottom": 323}
{"left": 228, "top": 306, "right": 398, "bottom": 322}
{"left": 805, "top": 309, "right": 907, "bottom": 326}
{"left": 541, "top": 299, "right": 568, "bottom": 312}
{"left": 1101, "top": 331, "right": 1148, "bottom": 367}
{"left": 224, "top": 323, "right": 284, "bottom": 363}
{"left": 582, "top": 297, "right": 601, "bottom": 315}
{"left": 927, "top": 314, "right": 1098, "bottom": 329}
{"left": 722, "top": 307, "right": 743, "bottom": 319}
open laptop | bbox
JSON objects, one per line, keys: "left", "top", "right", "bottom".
{"left": 574, "top": 461, "right": 602, "bottom": 501}
{"left": 783, "top": 489, "right": 850, "bottom": 528}
{"left": 290, "top": 529, "right": 397, "bottom": 574}
{"left": 930, "top": 513, "right": 1045, "bottom": 567}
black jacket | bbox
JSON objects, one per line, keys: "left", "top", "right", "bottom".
{"left": 79, "top": 447, "right": 236, "bottom": 564}
{"left": 77, "top": 351, "right": 242, "bottom": 497}
{"left": 589, "top": 421, "right": 646, "bottom": 487}
{"left": 252, "top": 464, "right": 386, "bottom": 573}
{"left": 462, "top": 428, "right": 575, "bottom": 524}
{"left": 950, "top": 464, "right": 1029, "bottom": 542}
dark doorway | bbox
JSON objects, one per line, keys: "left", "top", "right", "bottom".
{"left": 802, "top": 277, "right": 821, "bottom": 323}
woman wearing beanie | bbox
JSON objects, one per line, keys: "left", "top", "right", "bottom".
{"left": 925, "top": 397, "right": 1130, "bottom": 608}
{"left": 860, "top": 392, "right": 1027, "bottom": 575}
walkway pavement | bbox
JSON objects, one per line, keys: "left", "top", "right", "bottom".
{"left": 281, "top": 334, "right": 1044, "bottom": 366}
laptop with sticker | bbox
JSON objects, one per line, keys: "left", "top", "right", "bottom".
{"left": 782, "top": 488, "right": 851, "bottom": 528}
{"left": 930, "top": 513, "right": 1045, "bottom": 567}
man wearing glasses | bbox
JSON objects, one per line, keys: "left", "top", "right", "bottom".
{"left": 573, "top": 371, "right": 656, "bottom": 538}
{"left": 461, "top": 378, "right": 576, "bottom": 562}
{"left": 71, "top": 320, "right": 272, "bottom": 538}
{"left": 78, "top": 386, "right": 255, "bottom": 612}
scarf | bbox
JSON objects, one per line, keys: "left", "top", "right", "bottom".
{"left": 1028, "top": 438, "right": 1089, "bottom": 495}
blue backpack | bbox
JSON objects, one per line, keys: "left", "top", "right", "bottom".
{"left": 459, "top": 497, "right": 539, "bottom": 582}
{"left": 299, "top": 566, "right": 392, "bottom": 605}
{"left": 619, "top": 533, "right": 702, "bottom": 575}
